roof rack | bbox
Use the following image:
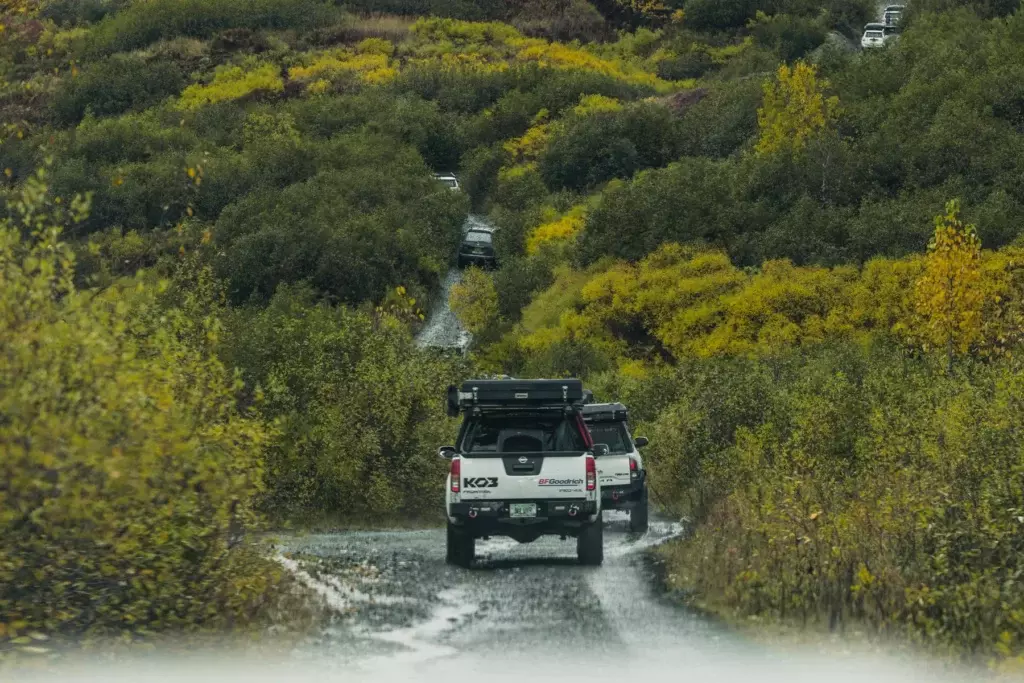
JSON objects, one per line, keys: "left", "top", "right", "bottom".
{"left": 446, "top": 378, "right": 584, "bottom": 417}
{"left": 582, "top": 402, "right": 628, "bottom": 423}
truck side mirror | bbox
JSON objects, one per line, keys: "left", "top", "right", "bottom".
{"left": 634, "top": 437, "right": 649, "bottom": 448}
{"left": 593, "top": 443, "right": 610, "bottom": 457}
{"left": 438, "top": 446, "right": 456, "bottom": 459}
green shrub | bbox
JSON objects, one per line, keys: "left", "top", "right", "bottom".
{"left": 683, "top": 0, "right": 760, "bottom": 32}
{"left": 338, "top": 0, "right": 511, "bottom": 20}
{"left": 220, "top": 284, "right": 462, "bottom": 520}
{"left": 578, "top": 157, "right": 740, "bottom": 264}
{"left": 676, "top": 77, "right": 762, "bottom": 158}
{"left": 539, "top": 102, "right": 685, "bottom": 192}
{"left": 749, "top": 12, "right": 828, "bottom": 62}
{"left": 85, "top": 0, "right": 342, "bottom": 55}
{"left": 0, "top": 169, "right": 275, "bottom": 647}
{"left": 512, "top": 0, "right": 610, "bottom": 42}
{"left": 50, "top": 54, "right": 186, "bottom": 125}
{"left": 214, "top": 134, "right": 468, "bottom": 305}
{"left": 656, "top": 50, "right": 718, "bottom": 80}
{"left": 655, "top": 342, "right": 1024, "bottom": 658}
{"left": 69, "top": 112, "right": 198, "bottom": 165}
{"left": 492, "top": 163, "right": 548, "bottom": 213}
{"left": 459, "top": 143, "right": 507, "bottom": 209}
{"left": 41, "top": 0, "right": 131, "bottom": 26}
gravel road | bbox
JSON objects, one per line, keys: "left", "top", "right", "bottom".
{"left": 255, "top": 512, "right": 980, "bottom": 683}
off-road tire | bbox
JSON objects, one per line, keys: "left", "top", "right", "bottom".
{"left": 576, "top": 516, "right": 604, "bottom": 566}
{"left": 456, "top": 256, "right": 466, "bottom": 269}
{"left": 446, "top": 521, "right": 475, "bottom": 568}
{"left": 630, "top": 486, "right": 649, "bottom": 533}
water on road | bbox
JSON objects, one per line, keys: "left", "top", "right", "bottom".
{"left": 413, "top": 214, "right": 494, "bottom": 353}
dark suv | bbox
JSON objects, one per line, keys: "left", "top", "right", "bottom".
{"left": 457, "top": 228, "right": 496, "bottom": 269}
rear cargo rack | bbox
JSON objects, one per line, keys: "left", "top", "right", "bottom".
{"left": 581, "top": 402, "right": 628, "bottom": 423}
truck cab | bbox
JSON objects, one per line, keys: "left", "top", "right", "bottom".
{"left": 582, "top": 402, "right": 649, "bottom": 533}
{"left": 441, "top": 378, "right": 604, "bottom": 567}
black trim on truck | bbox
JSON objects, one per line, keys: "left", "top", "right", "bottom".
{"left": 450, "top": 499, "right": 597, "bottom": 520}
{"left": 450, "top": 499, "right": 598, "bottom": 543}
{"left": 601, "top": 478, "right": 645, "bottom": 509}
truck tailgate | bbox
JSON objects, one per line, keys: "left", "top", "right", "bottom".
{"left": 458, "top": 452, "right": 589, "bottom": 500}
{"left": 596, "top": 454, "right": 632, "bottom": 488}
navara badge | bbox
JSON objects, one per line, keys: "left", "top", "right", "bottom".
{"left": 518, "top": 456, "right": 528, "bottom": 464}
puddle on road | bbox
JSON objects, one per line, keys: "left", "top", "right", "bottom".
{"left": 353, "top": 587, "right": 478, "bottom": 674}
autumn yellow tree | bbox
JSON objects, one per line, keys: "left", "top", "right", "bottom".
{"left": 913, "top": 199, "right": 984, "bottom": 372}
{"left": 755, "top": 61, "right": 839, "bottom": 157}
{"left": 450, "top": 267, "right": 499, "bottom": 336}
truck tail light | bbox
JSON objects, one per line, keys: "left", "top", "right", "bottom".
{"left": 450, "top": 458, "right": 461, "bottom": 493}
{"left": 585, "top": 455, "right": 596, "bottom": 491}
{"left": 630, "top": 457, "right": 639, "bottom": 480}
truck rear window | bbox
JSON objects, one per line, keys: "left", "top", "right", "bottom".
{"left": 586, "top": 423, "right": 631, "bottom": 454}
{"left": 461, "top": 414, "right": 587, "bottom": 453}
{"left": 465, "top": 231, "right": 492, "bottom": 243}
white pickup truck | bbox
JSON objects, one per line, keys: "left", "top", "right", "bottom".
{"left": 440, "top": 378, "right": 605, "bottom": 567}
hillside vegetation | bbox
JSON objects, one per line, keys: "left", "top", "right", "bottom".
{"left": 3, "top": 0, "right": 1024, "bottom": 668}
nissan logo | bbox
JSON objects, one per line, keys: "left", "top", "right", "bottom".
{"left": 518, "top": 456, "right": 528, "bottom": 464}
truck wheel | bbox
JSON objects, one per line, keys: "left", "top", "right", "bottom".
{"left": 576, "top": 516, "right": 604, "bottom": 566}
{"left": 456, "top": 256, "right": 466, "bottom": 269}
{"left": 630, "top": 486, "right": 649, "bottom": 534}
{"left": 446, "top": 522, "right": 475, "bottom": 568}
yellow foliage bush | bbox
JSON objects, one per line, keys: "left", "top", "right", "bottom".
{"left": 449, "top": 267, "right": 499, "bottom": 336}
{"left": 289, "top": 50, "right": 396, "bottom": 86}
{"left": 573, "top": 93, "right": 623, "bottom": 115}
{"left": 410, "top": 17, "right": 523, "bottom": 48}
{"left": 178, "top": 63, "right": 283, "bottom": 109}
{"left": 502, "top": 119, "right": 551, "bottom": 164}
{"left": 515, "top": 42, "right": 671, "bottom": 91}
{"left": 0, "top": 168, "right": 278, "bottom": 648}
{"left": 756, "top": 61, "right": 839, "bottom": 157}
{"left": 356, "top": 37, "right": 395, "bottom": 56}
{"left": 406, "top": 51, "right": 510, "bottom": 74}
{"left": 513, "top": 233, "right": 1024, "bottom": 367}
{"left": 526, "top": 204, "right": 587, "bottom": 255}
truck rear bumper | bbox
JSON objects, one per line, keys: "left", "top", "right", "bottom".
{"left": 601, "top": 478, "right": 645, "bottom": 510}
{"left": 448, "top": 499, "right": 598, "bottom": 540}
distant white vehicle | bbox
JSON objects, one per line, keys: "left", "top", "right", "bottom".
{"left": 883, "top": 4, "right": 905, "bottom": 26}
{"left": 861, "top": 23, "right": 886, "bottom": 49}
{"left": 433, "top": 173, "right": 460, "bottom": 191}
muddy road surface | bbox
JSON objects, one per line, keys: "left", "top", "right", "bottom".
{"left": 259, "top": 513, "right": 977, "bottom": 683}
{"left": 273, "top": 512, "right": 739, "bottom": 671}
{"left": 27, "top": 512, "right": 984, "bottom": 683}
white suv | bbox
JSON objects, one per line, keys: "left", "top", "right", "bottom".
{"left": 432, "top": 173, "right": 460, "bottom": 191}
{"left": 582, "top": 402, "right": 649, "bottom": 533}
{"left": 861, "top": 23, "right": 886, "bottom": 49}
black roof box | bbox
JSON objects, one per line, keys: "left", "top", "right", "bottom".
{"left": 446, "top": 378, "right": 584, "bottom": 416}
{"left": 582, "top": 402, "right": 628, "bottom": 422}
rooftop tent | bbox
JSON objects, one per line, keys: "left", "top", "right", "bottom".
{"left": 446, "top": 378, "right": 585, "bottom": 417}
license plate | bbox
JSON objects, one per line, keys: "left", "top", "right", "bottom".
{"left": 509, "top": 503, "right": 537, "bottom": 518}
